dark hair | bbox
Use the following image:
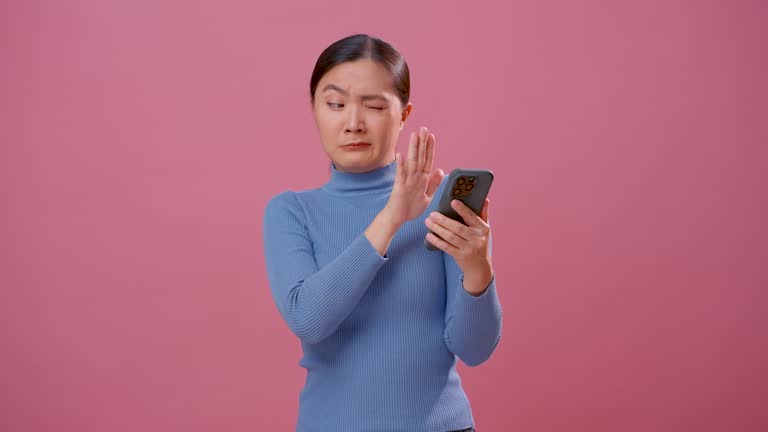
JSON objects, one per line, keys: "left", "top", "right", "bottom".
{"left": 309, "top": 34, "right": 410, "bottom": 108}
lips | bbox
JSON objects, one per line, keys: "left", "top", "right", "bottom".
{"left": 344, "top": 142, "right": 370, "bottom": 147}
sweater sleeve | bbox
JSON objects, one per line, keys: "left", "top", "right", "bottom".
{"left": 262, "top": 191, "right": 389, "bottom": 344}
{"left": 442, "top": 228, "right": 503, "bottom": 366}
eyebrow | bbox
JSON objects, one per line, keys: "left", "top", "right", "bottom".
{"left": 321, "top": 84, "right": 389, "bottom": 102}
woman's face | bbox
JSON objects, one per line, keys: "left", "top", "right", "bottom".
{"left": 312, "top": 59, "right": 412, "bottom": 173}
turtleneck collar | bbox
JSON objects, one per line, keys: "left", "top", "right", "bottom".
{"left": 322, "top": 158, "right": 397, "bottom": 197}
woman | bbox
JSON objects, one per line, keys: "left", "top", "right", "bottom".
{"left": 263, "top": 33, "right": 502, "bottom": 432}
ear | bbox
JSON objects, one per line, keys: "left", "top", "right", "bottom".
{"left": 399, "top": 102, "right": 413, "bottom": 129}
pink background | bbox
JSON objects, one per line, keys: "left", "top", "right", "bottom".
{"left": 2, "top": 0, "right": 766, "bottom": 430}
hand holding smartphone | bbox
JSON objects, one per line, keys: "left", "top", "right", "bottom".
{"left": 424, "top": 168, "right": 494, "bottom": 251}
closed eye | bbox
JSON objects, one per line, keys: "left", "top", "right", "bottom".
{"left": 327, "top": 103, "right": 386, "bottom": 110}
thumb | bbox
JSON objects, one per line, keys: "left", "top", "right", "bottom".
{"left": 425, "top": 168, "right": 444, "bottom": 198}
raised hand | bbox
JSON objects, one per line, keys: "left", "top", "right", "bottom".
{"left": 384, "top": 126, "right": 444, "bottom": 227}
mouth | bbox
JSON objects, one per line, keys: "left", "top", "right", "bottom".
{"left": 342, "top": 142, "right": 371, "bottom": 149}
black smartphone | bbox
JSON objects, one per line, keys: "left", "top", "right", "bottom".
{"left": 424, "top": 168, "right": 494, "bottom": 251}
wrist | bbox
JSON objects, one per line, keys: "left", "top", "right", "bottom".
{"left": 462, "top": 262, "right": 494, "bottom": 296}
{"left": 381, "top": 205, "right": 404, "bottom": 230}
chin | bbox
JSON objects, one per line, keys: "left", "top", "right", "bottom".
{"left": 337, "top": 158, "right": 378, "bottom": 172}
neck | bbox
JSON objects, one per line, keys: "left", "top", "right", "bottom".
{"left": 322, "top": 158, "right": 397, "bottom": 197}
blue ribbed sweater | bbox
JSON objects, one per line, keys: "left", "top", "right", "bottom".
{"left": 262, "top": 158, "right": 503, "bottom": 431}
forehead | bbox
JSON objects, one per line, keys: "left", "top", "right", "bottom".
{"left": 318, "top": 59, "right": 394, "bottom": 96}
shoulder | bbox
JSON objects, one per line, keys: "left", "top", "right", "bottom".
{"left": 265, "top": 189, "right": 296, "bottom": 208}
{"left": 264, "top": 190, "right": 306, "bottom": 225}
{"left": 264, "top": 190, "right": 301, "bottom": 223}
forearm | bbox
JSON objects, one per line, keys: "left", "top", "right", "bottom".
{"left": 281, "top": 232, "right": 387, "bottom": 344}
{"left": 444, "top": 274, "right": 502, "bottom": 366}
{"left": 264, "top": 192, "right": 392, "bottom": 345}
{"left": 286, "top": 208, "right": 400, "bottom": 342}
{"left": 443, "top": 250, "right": 502, "bottom": 367}
{"left": 283, "top": 208, "right": 403, "bottom": 343}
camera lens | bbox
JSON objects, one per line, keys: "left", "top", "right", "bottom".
{"left": 452, "top": 188, "right": 461, "bottom": 196}
{"left": 457, "top": 178, "right": 465, "bottom": 185}
{"left": 465, "top": 183, "right": 474, "bottom": 191}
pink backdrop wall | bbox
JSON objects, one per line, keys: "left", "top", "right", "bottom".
{"left": 2, "top": 0, "right": 766, "bottom": 430}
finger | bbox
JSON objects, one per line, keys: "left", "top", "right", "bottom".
{"left": 395, "top": 152, "right": 405, "bottom": 185}
{"left": 407, "top": 131, "right": 418, "bottom": 177}
{"left": 418, "top": 127, "right": 428, "bottom": 172}
{"left": 425, "top": 232, "right": 459, "bottom": 255}
{"left": 450, "top": 199, "right": 484, "bottom": 228}
{"left": 427, "top": 212, "right": 471, "bottom": 242}
{"left": 425, "top": 168, "right": 444, "bottom": 198}
{"left": 423, "top": 133, "right": 435, "bottom": 173}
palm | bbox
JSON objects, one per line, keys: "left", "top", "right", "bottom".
{"left": 387, "top": 127, "right": 443, "bottom": 226}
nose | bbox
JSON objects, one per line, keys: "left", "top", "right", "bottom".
{"left": 344, "top": 105, "right": 365, "bottom": 133}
